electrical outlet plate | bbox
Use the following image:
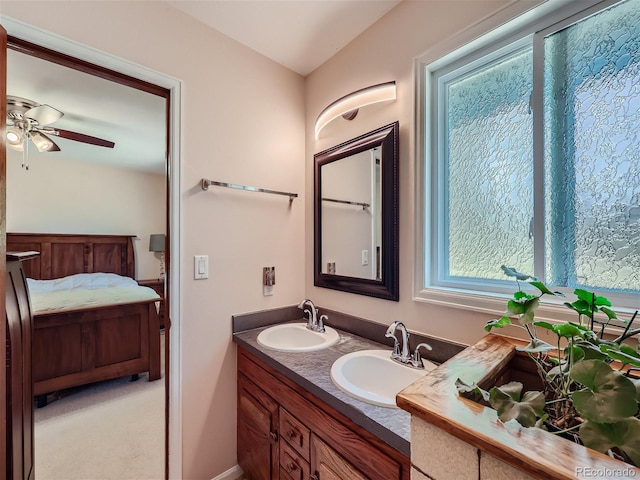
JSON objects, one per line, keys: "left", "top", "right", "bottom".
{"left": 263, "top": 266, "right": 275, "bottom": 296}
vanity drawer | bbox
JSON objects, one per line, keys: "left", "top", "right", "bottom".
{"left": 279, "top": 440, "right": 310, "bottom": 480}
{"left": 279, "top": 408, "right": 310, "bottom": 461}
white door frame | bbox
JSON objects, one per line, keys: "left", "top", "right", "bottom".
{"left": 1, "top": 16, "right": 183, "bottom": 479}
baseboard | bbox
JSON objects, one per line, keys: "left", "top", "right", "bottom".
{"left": 211, "top": 464, "right": 243, "bottom": 480}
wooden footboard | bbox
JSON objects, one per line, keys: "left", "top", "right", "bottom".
{"left": 32, "top": 299, "right": 161, "bottom": 397}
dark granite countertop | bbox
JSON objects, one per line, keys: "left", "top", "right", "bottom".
{"left": 233, "top": 323, "right": 413, "bottom": 456}
{"left": 232, "top": 305, "right": 467, "bottom": 458}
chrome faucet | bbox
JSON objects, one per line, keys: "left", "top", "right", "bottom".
{"left": 385, "top": 321, "right": 410, "bottom": 363}
{"left": 385, "top": 321, "right": 433, "bottom": 369}
{"left": 298, "top": 299, "right": 325, "bottom": 333}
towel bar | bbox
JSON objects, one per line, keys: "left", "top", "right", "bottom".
{"left": 201, "top": 178, "right": 298, "bottom": 203}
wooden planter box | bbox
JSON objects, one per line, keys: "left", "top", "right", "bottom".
{"left": 397, "top": 334, "right": 640, "bottom": 480}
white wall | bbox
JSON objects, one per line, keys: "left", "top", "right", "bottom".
{"left": 6, "top": 153, "right": 166, "bottom": 279}
{"left": 1, "top": 1, "right": 306, "bottom": 478}
{"left": 305, "top": 0, "right": 543, "bottom": 346}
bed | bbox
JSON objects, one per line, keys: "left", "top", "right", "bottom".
{"left": 6, "top": 233, "right": 161, "bottom": 406}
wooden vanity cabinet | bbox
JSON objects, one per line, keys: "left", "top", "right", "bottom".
{"left": 238, "top": 374, "right": 279, "bottom": 480}
{"left": 311, "top": 435, "right": 368, "bottom": 480}
{"left": 237, "top": 347, "right": 410, "bottom": 480}
{"left": 279, "top": 408, "right": 310, "bottom": 480}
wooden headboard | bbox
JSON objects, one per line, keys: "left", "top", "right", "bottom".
{"left": 7, "top": 233, "right": 135, "bottom": 280}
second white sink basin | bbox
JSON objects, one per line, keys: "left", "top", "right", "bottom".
{"left": 330, "top": 349, "right": 436, "bottom": 408}
{"left": 257, "top": 323, "right": 340, "bottom": 352}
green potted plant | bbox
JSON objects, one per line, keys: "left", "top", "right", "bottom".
{"left": 457, "top": 266, "right": 640, "bottom": 467}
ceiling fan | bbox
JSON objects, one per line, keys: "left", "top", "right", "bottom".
{"left": 5, "top": 95, "right": 115, "bottom": 153}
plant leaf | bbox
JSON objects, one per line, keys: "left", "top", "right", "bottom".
{"left": 506, "top": 300, "right": 526, "bottom": 316}
{"left": 492, "top": 381, "right": 523, "bottom": 401}
{"left": 564, "top": 344, "right": 585, "bottom": 363}
{"left": 565, "top": 299, "right": 592, "bottom": 316}
{"left": 574, "top": 340, "right": 607, "bottom": 361}
{"left": 515, "top": 338, "right": 554, "bottom": 354}
{"left": 579, "top": 418, "right": 640, "bottom": 466}
{"left": 520, "top": 297, "right": 540, "bottom": 325}
{"left": 546, "top": 363, "right": 569, "bottom": 380}
{"left": 484, "top": 316, "right": 512, "bottom": 332}
{"left": 600, "top": 306, "right": 617, "bottom": 321}
{"left": 569, "top": 360, "right": 638, "bottom": 422}
{"left": 513, "top": 290, "right": 535, "bottom": 302}
{"left": 455, "top": 378, "right": 490, "bottom": 402}
{"left": 600, "top": 344, "right": 640, "bottom": 368}
{"left": 528, "top": 281, "right": 563, "bottom": 297}
{"left": 552, "top": 323, "right": 585, "bottom": 339}
{"left": 501, "top": 265, "right": 535, "bottom": 281}
{"left": 574, "top": 289, "right": 596, "bottom": 305}
{"left": 620, "top": 344, "right": 639, "bottom": 358}
{"left": 573, "top": 289, "right": 611, "bottom": 307}
{"left": 489, "top": 382, "right": 544, "bottom": 428}
{"left": 533, "top": 321, "right": 554, "bottom": 330}
{"left": 593, "top": 295, "right": 612, "bottom": 308}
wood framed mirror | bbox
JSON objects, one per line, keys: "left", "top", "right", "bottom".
{"left": 314, "top": 121, "right": 399, "bottom": 301}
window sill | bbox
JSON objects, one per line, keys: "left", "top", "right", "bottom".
{"left": 414, "top": 286, "right": 636, "bottom": 328}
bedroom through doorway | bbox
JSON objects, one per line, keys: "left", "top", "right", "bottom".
{"left": 5, "top": 35, "right": 171, "bottom": 480}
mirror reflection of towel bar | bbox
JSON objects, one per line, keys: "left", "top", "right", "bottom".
{"left": 321, "top": 197, "right": 370, "bottom": 210}
{"left": 201, "top": 178, "right": 298, "bottom": 203}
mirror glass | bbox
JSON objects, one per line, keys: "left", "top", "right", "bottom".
{"left": 314, "top": 122, "right": 399, "bottom": 300}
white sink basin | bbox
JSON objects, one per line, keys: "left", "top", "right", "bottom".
{"left": 330, "top": 349, "right": 436, "bottom": 408}
{"left": 257, "top": 323, "right": 340, "bottom": 352}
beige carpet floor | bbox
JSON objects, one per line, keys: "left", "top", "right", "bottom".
{"left": 34, "top": 334, "right": 165, "bottom": 480}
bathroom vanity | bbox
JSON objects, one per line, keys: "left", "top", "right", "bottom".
{"left": 237, "top": 347, "right": 407, "bottom": 480}
{"left": 232, "top": 306, "right": 466, "bottom": 480}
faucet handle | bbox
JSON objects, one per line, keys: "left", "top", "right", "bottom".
{"left": 412, "top": 343, "right": 433, "bottom": 368}
{"left": 317, "top": 314, "right": 327, "bottom": 333}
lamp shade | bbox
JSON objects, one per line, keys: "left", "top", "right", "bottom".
{"left": 149, "top": 234, "right": 165, "bottom": 252}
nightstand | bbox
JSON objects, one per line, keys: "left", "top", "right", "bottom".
{"left": 138, "top": 278, "right": 165, "bottom": 328}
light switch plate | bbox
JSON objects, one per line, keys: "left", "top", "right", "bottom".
{"left": 194, "top": 255, "right": 208, "bottom": 279}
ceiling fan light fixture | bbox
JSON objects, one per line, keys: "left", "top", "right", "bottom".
{"left": 6, "top": 126, "right": 24, "bottom": 151}
{"left": 30, "top": 131, "right": 56, "bottom": 152}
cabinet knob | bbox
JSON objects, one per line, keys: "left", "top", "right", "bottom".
{"left": 287, "top": 462, "right": 298, "bottom": 472}
{"left": 269, "top": 431, "right": 278, "bottom": 442}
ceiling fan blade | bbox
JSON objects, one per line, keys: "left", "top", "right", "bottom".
{"left": 30, "top": 131, "right": 61, "bottom": 152}
{"left": 52, "top": 128, "right": 115, "bottom": 148}
{"left": 24, "top": 104, "right": 64, "bottom": 126}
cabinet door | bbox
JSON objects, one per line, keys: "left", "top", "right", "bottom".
{"left": 311, "top": 434, "right": 367, "bottom": 480}
{"left": 238, "top": 374, "right": 279, "bottom": 480}
{"left": 6, "top": 259, "right": 35, "bottom": 480}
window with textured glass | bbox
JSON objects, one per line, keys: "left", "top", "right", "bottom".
{"left": 439, "top": 46, "right": 534, "bottom": 283}
{"left": 429, "top": 0, "right": 640, "bottom": 302}
{"left": 543, "top": 0, "right": 640, "bottom": 293}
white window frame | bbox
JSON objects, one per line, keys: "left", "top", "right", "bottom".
{"left": 413, "top": 0, "right": 640, "bottom": 321}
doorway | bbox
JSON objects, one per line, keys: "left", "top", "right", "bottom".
{"left": 2, "top": 19, "right": 182, "bottom": 479}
